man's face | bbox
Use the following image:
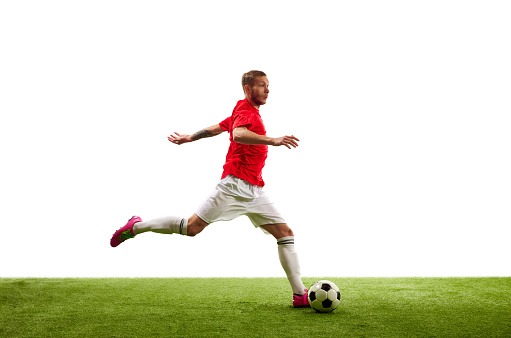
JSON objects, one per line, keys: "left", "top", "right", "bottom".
{"left": 247, "top": 76, "right": 270, "bottom": 106}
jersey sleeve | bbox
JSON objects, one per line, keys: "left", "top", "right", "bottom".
{"left": 232, "top": 109, "right": 252, "bottom": 130}
{"left": 219, "top": 116, "right": 231, "bottom": 131}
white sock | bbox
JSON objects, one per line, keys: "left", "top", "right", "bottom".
{"left": 277, "top": 236, "right": 307, "bottom": 295}
{"left": 133, "top": 216, "right": 188, "bottom": 236}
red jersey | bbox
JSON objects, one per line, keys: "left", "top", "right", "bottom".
{"left": 219, "top": 99, "right": 268, "bottom": 186}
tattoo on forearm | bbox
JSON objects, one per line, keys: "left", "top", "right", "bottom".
{"left": 191, "top": 129, "right": 215, "bottom": 141}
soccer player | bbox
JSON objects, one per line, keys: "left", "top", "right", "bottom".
{"left": 110, "top": 70, "right": 309, "bottom": 307}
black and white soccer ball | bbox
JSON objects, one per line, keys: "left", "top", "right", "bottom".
{"left": 308, "top": 280, "right": 341, "bottom": 313}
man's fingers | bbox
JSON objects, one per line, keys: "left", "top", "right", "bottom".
{"left": 168, "top": 132, "right": 182, "bottom": 144}
{"left": 284, "top": 136, "right": 299, "bottom": 148}
{"left": 168, "top": 135, "right": 181, "bottom": 144}
{"left": 287, "top": 135, "right": 299, "bottom": 144}
{"left": 276, "top": 137, "right": 297, "bottom": 148}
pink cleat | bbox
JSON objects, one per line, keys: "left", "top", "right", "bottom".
{"left": 293, "top": 289, "right": 310, "bottom": 308}
{"left": 110, "top": 216, "right": 142, "bottom": 247}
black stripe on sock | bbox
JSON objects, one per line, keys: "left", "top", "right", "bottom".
{"left": 277, "top": 239, "right": 294, "bottom": 245}
{"left": 179, "top": 219, "right": 184, "bottom": 235}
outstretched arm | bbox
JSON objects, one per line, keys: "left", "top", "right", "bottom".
{"left": 233, "top": 127, "right": 299, "bottom": 149}
{"left": 168, "top": 124, "right": 225, "bottom": 145}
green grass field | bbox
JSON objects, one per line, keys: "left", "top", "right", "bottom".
{"left": 1, "top": 277, "right": 510, "bottom": 337}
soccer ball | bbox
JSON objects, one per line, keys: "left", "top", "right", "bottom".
{"left": 308, "top": 280, "right": 341, "bottom": 313}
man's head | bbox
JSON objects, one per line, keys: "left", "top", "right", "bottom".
{"left": 242, "top": 70, "right": 269, "bottom": 108}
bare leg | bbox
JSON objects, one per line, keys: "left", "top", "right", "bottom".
{"left": 187, "top": 213, "right": 209, "bottom": 237}
{"left": 260, "top": 223, "right": 294, "bottom": 239}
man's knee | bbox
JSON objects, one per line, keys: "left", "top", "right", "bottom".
{"left": 278, "top": 225, "right": 294, "bottom": 238}
{"left": 261, "top": 223, "right": 294, "bottom": 239}
{"left": 187, "top": 214, "right": 209, "bottom": 237}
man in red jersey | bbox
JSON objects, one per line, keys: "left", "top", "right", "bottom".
{"left": 110, "top": 71, "right": 309, "bottom": 307}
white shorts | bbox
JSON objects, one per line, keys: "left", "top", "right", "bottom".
{"left": 196, "top": 175, "right": 286, "bottom": 232}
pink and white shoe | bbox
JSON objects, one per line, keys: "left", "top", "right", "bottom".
{"left": 293, "top": 289, "right": 310, "bottom": 308}
{"left": 110, "top": 216, "right": 142, "bottom": 247}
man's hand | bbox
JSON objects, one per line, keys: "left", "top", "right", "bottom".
{"left": 168, "top": 132, "right": 193, "bottom": 145}
{"left": 271, "top": 135, "right": 300, "bottom": 149}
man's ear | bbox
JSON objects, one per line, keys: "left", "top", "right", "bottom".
{"left": 243, "top": 85, "right": 251, "bottom": 94}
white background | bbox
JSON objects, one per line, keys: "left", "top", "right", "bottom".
{"left": 1, "top": 1, "right": 510, "bottom": 278}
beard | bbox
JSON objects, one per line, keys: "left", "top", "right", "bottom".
{"left": 251, "top": 92, "right": 266, "bottom": 106}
